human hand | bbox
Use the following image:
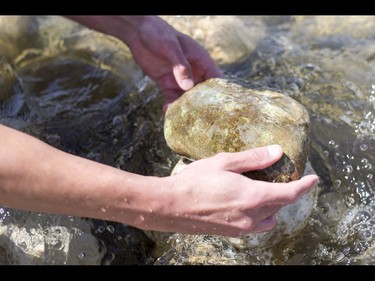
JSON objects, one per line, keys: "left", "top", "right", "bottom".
{"left": 148, "top": 145, "right": 319, "bottom": 237}
{"left": 124, "top": 16, "right": 222, "bottom": 110}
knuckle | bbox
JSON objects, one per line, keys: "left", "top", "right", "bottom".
{"left": 247, "top": 148, "right": 266, "bottom": 162}
{"left": 214, "top": 152, "right": 232, "bottom": 162}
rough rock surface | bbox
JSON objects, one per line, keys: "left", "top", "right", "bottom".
{"left": 164, "top": 78, "right": 311, "bottom": 182}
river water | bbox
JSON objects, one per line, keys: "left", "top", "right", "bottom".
{"left": 0, "top": 16, "right": 374, "bottom": 264}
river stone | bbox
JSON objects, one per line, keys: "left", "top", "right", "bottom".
{"left": 164, "top": 77, "right": 310, "bottom": 182}
{"left": 159, "top": 77, "right": 318, "bottom": 252}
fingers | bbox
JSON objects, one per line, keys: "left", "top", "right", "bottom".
{"left": 216, "top": 144, "right": 284, "bottom": 173}
{"left": 172, "top": 64, "right": 194, "bottom": 91}
{"left": 256, "top": 174, "right": 319, "bottom": 205}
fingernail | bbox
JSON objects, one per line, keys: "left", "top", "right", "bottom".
{"left": 267, "top": 144, "right": 282, "bottom": 157}
{"left": 312, "top": 175, "right": 320, "bottom": 186}
{"left": 181, "top": 79, "right": 194, "bottom": 90}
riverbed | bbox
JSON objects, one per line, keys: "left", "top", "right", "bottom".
{"left": 0, "top": 16, "right": 374, "bottom": 265}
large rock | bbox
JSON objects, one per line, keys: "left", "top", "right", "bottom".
{"left": 158, "top": 78, "right": 318, "bottom": 253}
{"left": 164, "top": 78, "right": 311, "bottom": 182}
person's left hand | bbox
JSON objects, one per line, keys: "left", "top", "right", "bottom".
{"left": 125, "top": 16, "right": 222, "bottom": 110}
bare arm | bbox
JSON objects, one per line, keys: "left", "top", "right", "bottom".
{"left": 0, "top": 124, "right": 318, "bottom": 236}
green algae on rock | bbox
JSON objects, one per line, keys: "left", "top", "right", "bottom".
{"left": 164, "top": 78, "right": 311, "bottom": 182}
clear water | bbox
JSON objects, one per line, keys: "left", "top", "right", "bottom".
{"left": 0, "top": 16, "right": 374, "bottom": 264}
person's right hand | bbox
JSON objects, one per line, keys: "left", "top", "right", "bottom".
{"left": 141, "top": 145, "right": 319, "bottom": 237}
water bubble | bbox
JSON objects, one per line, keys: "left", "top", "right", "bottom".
{"left": 106, "top": 225, "right": 115, "bottom": 234}
{"left": 344, "top": 165, "right": 353, "bottom": 174}
{"left": 341, "top": 247, "right": 349, "bottom": 257}
{"left": 324, "top": 150, "right": 329, "bottom": 157}
{"left": 353, "top": 211, "right": 372, "bottom": 224}
{"left": 156, "top": 149, "right": 164, "bottom": 157}
{"left": 367, "top": 174, "right": 373, "bottom": 179}
{"left": 328, "top": 140, "right": 335, "bottom": 146}
{"left": 360, "top": 144, "right": 368, "bottom": 151}
{"left": 112, "top": 115, "right": 124, "bottom": 131}
{"left": 97, "top": 225, "right": 105, "bottom": 233}
{"left": 335, "top": 252, "right": 345, "bottom": 262}
{"left": 78, "top": 252, "right": 86, "bottom": 259}
{"left": 364, "top": 163, "right": 373, "bottom": 170}
{"left": 357, "top": 230, "right": 372, "bottom": 242}
{"left": 352, "top": 242, "right": 368, "bottom": 255}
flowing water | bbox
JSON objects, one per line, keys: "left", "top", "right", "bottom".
{"left": 0, "top": 16, "right": 374, "bottom": 265}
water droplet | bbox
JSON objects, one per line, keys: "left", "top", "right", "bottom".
{"left": 78, "top": 252, "right": 86, "bottom": 259}
{"left": 192, "top": 225, "right": 196, "bottom": 229}
{"left": 97, "top": 225, "right": 105, "bottom": 233}
{"left": 367, "top": 174, "right": 373, "bottom": 179}
{"left": 360, "top": 144, "right": 368, "bottom": 151}
{"left": 344, "top": 165, "right": 353, "bottom": 174}
{"left": 194, "top": 198, "right": 198, "bottom": 203}
{"left": 357, "top": 230, "right": 372, "bottom": 241}
{"left": 100, "top": 207, "right": 107, "bottom": 213}
{"left": 148, "top": 208, "right": 153, "bottom": 213}
{"left": 106, "top": 225, "right": 115, "bottom": 234}
{"left": 364, "top": 163, "right": 373, "bottom": 170}
{"left": 328, "top": 140, "right": 335, "bottom": 145}
{"left": 139, "top": 215, "right": 145, "bottom": 221}
{"left": 334, "top": 179, "right": 341, "bottom": 188}
{"left": 335, "top": 252, "right": 345, "bottom": 262}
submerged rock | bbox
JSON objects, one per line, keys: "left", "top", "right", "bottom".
{"left": 164, "top": 78, "right": 311, "bottom": 182}
{"left": 0, "top": 210, "right": 103, "bottom": 265}
{"left": 152, "top": 77, "right": 318, "bottom": 258}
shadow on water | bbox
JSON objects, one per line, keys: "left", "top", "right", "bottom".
{"left": 0, "top": 16, "right": 374, "bottom": 264}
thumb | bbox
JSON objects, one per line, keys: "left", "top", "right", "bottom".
{"left": 173, "top": 63, "right": 194, "bottom": 91}
{"left": 220, "top": 145, "right": 284, "bottom": 174}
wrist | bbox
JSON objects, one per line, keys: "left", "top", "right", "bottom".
{"left": 66, "top": 16, "right": 150, "bottom": 46}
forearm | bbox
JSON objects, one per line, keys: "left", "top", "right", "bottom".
{"left": 0, "top": 124, "right": 169, "bottom": 228}
{"left": 65, "top": 16, "right": 148, "bottom": 45}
